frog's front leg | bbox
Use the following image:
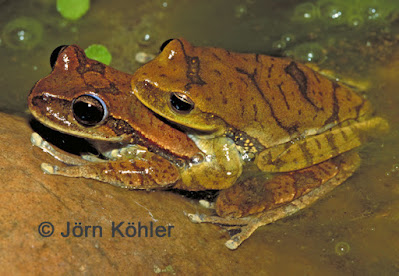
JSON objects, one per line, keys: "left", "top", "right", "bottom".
{"left": 31, "top": 132, "right": 180, "bottom": 189}
{"left": 31, "top": 132, "right": 91, "bottom": 166}
{"left": 189, "top": 151, "right": 360, "bottom": 250}
{"left": 41, "top": 156, "right": 180, "bottom": 189}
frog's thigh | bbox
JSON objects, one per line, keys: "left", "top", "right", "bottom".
{"left": 42, "top": 157, "right": 180, "bottom": 189}
{"left": 216, "top": 152, "right": 360, "bottom": 218}
{"left": 205, "top": 152, "right": 360, "bottom": 249}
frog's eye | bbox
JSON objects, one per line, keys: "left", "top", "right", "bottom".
{"left": 72, "top": 94, "right": 108, "bottom": 127}
{"left": 170, "top": 92, "right": 194, "bottom": 114}
{"left": 50, "top": 45, "right": 66, "bottom": 69}
{"left": 50, "top": 45, "right": 68, "bottom": 69}
{"left": 160, "top": 39, "right": 174, "bottom": 52}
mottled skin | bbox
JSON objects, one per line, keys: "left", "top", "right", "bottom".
{"left": 28, "top": 39, "right": 388, "bottom": 249}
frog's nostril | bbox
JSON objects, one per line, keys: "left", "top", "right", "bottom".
{"left": 143, "top": 80, "right": 152, "bottom": 87}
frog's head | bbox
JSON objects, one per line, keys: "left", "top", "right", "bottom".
{"left": 131, "top": 38, "right": 236, "bottom": 136}
{"left": 28, "top": 45, "right": 134, "bottom": 141}
{"left": 28, "top": 44, "right": 200, "bottom": 159}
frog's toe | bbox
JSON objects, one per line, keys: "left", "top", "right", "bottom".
{"left": 225, "top": 234, "right": 248, "bottom": 250}
{"left": 41, "top": 163, "right": 58, "bottom": 174}
{"left": 225, "top": 222, "right": 260, "bottom": 250}
{"left": 30, "top": 132, "right": 44, "bottom": 147}
{"left": 187, "top": 212, "right": 256, "bottom": 250}
{"left": 199, "top": 199, "right": 215, "bottom": 209}
{"left": 225, "top": 238, "right": 240, "bottom": 250}
{"left": 109, "top": 148, "right": 122, "bottom": 158}
{"left": 187, "top": 213, "right": 205, "bottom": 223}
{"left": 31, "top": 132, "right": 55, "bottom": 153}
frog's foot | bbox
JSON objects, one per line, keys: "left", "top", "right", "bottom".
{"left": 189, "top": 206, "right": 296, "bottom": 250}
{"left": 189, "top": 204, "right": 302, "bottom": 250}
{"left": 188, "top": 152, "right": 360, "bottom": 250}
{"left": 31, "top": 132, "right": 90, "bottom": 166}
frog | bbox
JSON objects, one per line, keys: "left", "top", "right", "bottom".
{"left": 28, "top": 39, "right": 389, "bottom": 250}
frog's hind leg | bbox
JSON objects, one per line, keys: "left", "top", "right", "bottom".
{"left": 189, "top": 151, "right": 360, "bottom": 250}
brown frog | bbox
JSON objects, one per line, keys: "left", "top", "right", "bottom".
{"left": 28, "top": 39, "right": 388, "bottom": 249}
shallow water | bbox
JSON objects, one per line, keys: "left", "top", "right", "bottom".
{"left": 1, "top": 0, "right": 398, "bottom": 274}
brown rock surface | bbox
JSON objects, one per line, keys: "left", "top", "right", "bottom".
{"left": 2, "top": 111, "right": 395, "bottom": 275}
{"left": 0, "top": 112, "right": 278, "bottom": 274}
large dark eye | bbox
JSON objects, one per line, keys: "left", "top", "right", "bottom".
{"left": 50, "top": 45, "right": 68, "bottom": 69}
{"left": 72, "top": 94, "right": 108, "bottom": 127}
{"left": 160, "top": 39, "right": 174, "bottom": 52}
{"left": 170, "top": 92, "right": 194, "bottom": 114}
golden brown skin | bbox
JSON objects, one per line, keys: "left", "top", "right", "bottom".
{"left": 28, "top": 39, "right": 388, "bottom": 249}
{"left": 132, "top": 39, "right": 372, "bottom": 147}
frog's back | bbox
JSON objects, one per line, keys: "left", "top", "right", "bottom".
{"left": 185, "top": 41, "right": 372, "bottom": 148}
{"left": 131, "top": 38, "right": 374, "bottom": 148}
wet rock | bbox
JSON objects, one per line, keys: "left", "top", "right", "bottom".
{"left": 0, "top": 112, "right": 278, "bottom": 274}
